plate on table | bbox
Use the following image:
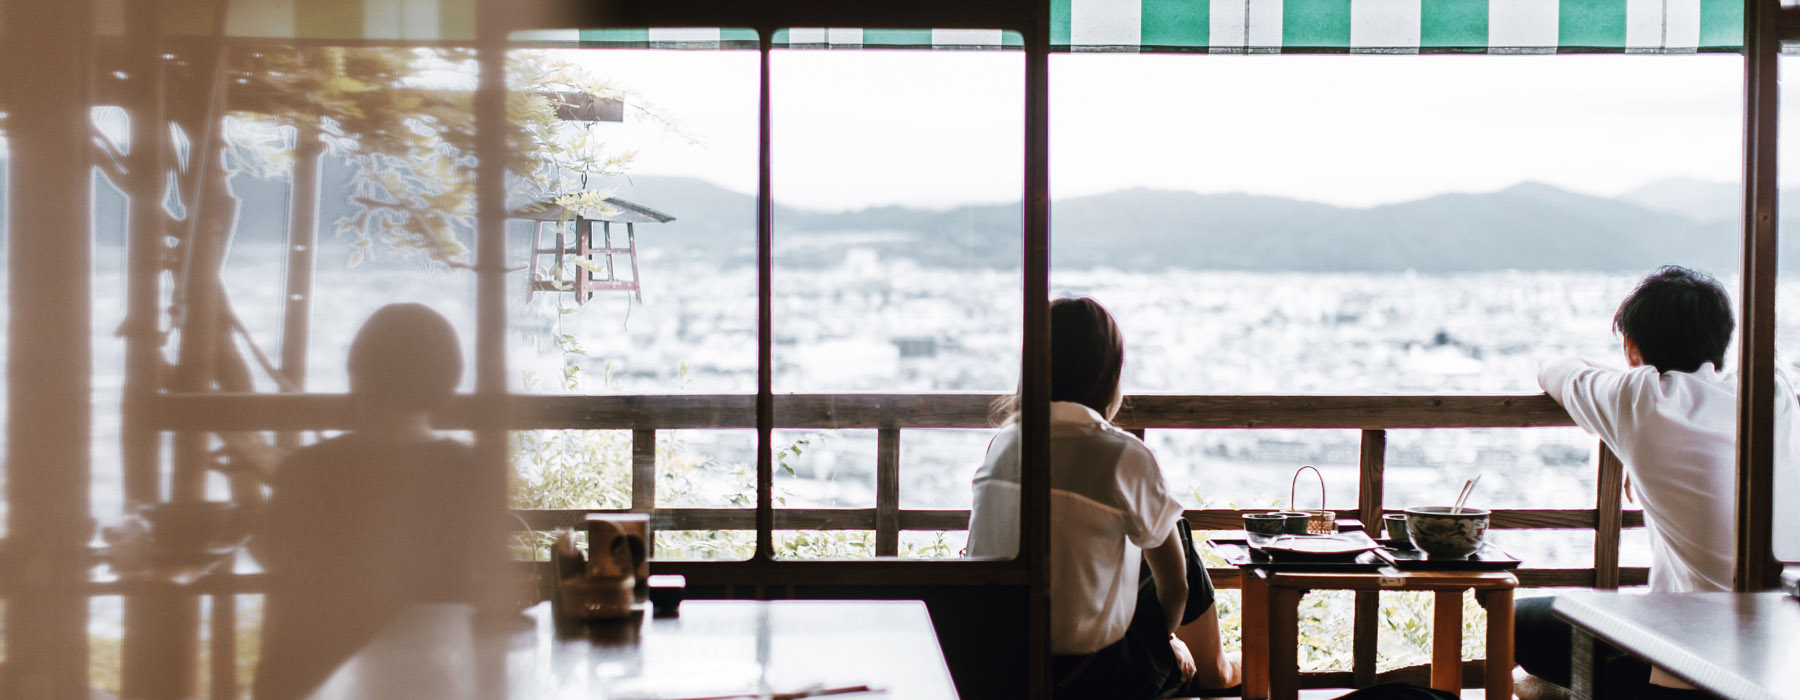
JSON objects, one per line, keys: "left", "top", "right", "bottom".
{"left": 1210, "top": 543, "right": 1386, "bottom": 572}
{"left": 1208, "top": 520, "right": 1364, "bottom": 548}
{"left": 1254, "top": 531, "right": 1380, "bottom": 558}
{"left": 1374, "top": 543, "right": 1521, "bottom": 570}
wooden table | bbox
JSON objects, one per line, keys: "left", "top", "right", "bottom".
{"left": 306, "top": 600, "right": 961, "bottom": 699}
{"left": 1555, "top": 591, "right": 1800, "bottom": 700}
{"left": 1240, "top": 567, "right": 1517, "bottom": 700}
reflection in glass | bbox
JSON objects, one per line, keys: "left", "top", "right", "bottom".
{"left": 498, "top": 45, "right": 759, "bottom": 562}
{"left": 770, "top": 39, "right": 1024, "bottom": 559}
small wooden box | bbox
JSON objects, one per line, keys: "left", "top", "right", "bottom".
{"left": 585, "top": 513, "right": 650, "bottom": 603}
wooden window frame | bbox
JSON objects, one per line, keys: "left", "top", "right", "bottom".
{"left": 2, "top": 1, "right": 1792, "bottom": 698}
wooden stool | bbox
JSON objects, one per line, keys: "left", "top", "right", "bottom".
{"left": 1241, "top": 567, "right": 1519, "bottom": 700}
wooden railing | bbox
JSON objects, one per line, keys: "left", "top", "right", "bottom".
{"left": 152, "top": 391, "right": 1639, "bottom": 588}
{"left": 140, "top": 391, "right": 1639, "bottom": 695}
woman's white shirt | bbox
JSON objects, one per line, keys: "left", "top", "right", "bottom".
{"left": 965, "top": 401, "right": 1185, "bottom": 655}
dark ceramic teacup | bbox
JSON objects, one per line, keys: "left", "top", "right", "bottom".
{"left": 1403, "top": 506, "right": 1490, "bottom": 558}
{"left": 1382, "top": 513, "right": 1409, "bottom": 540}
{"left": 1242, "top": 513, "right": 1288, "bottom": 547}
{"left": 140, "top": 501, "right": 247, "bottom": 564}
{"left": 1264, "top": 511, "right": 1309, "bottom": 535}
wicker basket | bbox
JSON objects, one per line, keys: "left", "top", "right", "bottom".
{"left": 1290, "top": 465, "right": 1337, "bottom": 535}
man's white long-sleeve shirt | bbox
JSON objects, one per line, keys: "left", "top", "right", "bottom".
{"left": 1538, "top": 358, "right": 1800, "bottom": 594}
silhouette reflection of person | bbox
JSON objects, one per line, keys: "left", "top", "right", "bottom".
{"left": 251, "top": 303, "right": 482, "bottom": 700}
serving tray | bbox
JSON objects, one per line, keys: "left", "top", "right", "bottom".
{"left": 1373, "top": 543, "right": 1522, "bottom": 571}
{"left": 1257, "top": 531, "right": 1380, "bottom": 558}
{"left": 1208, "top": 542, "right": 1386, "bottom": 572}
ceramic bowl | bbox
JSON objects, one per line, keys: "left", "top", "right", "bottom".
{"left": 1403, "top": 506, "right": 1490, "bottom": 558}
{"left": 140, "top": 501, "right": 247, "bottom": 564}
{"left": 1242, "top": 513, "right": 1288, "bottom": 547}
{"left": 1270, "top": 510, "right": 1313, "bottom": 535}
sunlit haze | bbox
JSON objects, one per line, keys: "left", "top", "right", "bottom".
{"left": 570, "top": 49, "right": 1750, "bottom": 210}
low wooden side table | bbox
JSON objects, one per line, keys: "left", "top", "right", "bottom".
{"left": 1240, "top": 567, "right": 1519, "bottom": 700}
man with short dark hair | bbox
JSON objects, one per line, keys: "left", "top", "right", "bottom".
{"left": 252, "top": 303, "right": 491, "bottom": 700}
{"left": 1514, "top": 266, "right": 1800, "bottom": 699}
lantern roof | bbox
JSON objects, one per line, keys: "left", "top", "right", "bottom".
{"left": 510, "top": 197, "right": 677, "bottom": 224}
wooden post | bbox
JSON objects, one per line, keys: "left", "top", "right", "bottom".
{"left": 1268, "top": 586, "right": 1302, "bottom": 700}
{"left": 632, "top": 429, "right": 656, "bottom": 554}
{"left": 2, "top": 0, "right": 94, "bottom": 696}
{"left": 632, "top": 429, "right": 657, "bottom": 512}
{"left": 1430, "top": 592, "right": 1463, "bottom": 692}
{"left": 471, "top": 3, "right": 516, "bottom": 697}
{"left": 144, "top": 29, "right": 238, "bottom": 697}
{"left": 121, "top": 0, "right": 168, "bottom": 510}
{"left": 875, "top": 428, "right": 901, "bottom": 557}
{"left": 626, "top": 224, "right": 643, "bottom": 302}
{"left": 1357, "top": 430, "right": 1389, "bottom": 536}
{"left": 1242, "top": 572, "right": 1271, "bottom": 699}
{"left": 1735, "top": 0, "right": 1783, "bottom": 593}
{"left": 1479, "top": 588, "right": 1515, "bottom": 699}
{"left": 1022, "top": 8, "right": 1056, "bottom": 694}
{"left": 1353, "top": 429, "right": 1386, "bottom": 687}
{"left": 755, "top": 31, "right": 776, "bottom": 564}
{"left": 118, "top": 3, "right": 182, "bottom": 697}
{"left": 168, "top": 20, "right": 239, "bottom": 505}
{"left": 276, "top": 122, "right": 325, "bottom": 449}
{"left": 209, "top": 593, "right": 236, "bottom": 700}
{"left": 1594, "top": 443, "right": 1624, "bottom": 590}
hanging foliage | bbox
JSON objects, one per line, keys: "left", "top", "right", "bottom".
{"left": 222, "top": 46, "right": 649, "bottom": 268}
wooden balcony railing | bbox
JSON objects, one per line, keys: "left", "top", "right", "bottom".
{"left": 153, "top": 390, "right": 1639, "bottom": 588}
{"left": 140, "top": 391, "right": 1638, "bottom": 695}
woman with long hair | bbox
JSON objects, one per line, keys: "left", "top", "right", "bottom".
{"left": 966, "top": 297, "right": 1240, "bottom": 698}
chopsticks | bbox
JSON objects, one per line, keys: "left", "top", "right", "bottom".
{"left": 619, "top": 684, "right": 883, "bottom": 700}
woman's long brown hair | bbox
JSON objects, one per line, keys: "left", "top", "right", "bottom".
{"left": 992, "top": 296, "right": 1125, "bottom": 425}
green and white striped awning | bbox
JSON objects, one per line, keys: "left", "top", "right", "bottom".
{"left": 519, "top": 1, "right": 1746, "bottom": 54}
{"left": 161, "top": 0, "right": 1745, "bottom": 54}
{"left": 1049, "top": 0, "right": 1746, "bottom": 54}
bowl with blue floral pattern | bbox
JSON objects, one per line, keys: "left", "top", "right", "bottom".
{"left": 1403, "top": 506, "right": 1490, "bottom": 558}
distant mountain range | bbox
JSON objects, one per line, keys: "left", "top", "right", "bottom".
{"left": 587, "top": 175, "right": 1768, "bottom": 273}
{"left": 17, "top": 156, "right": 1798, "bottom": 274}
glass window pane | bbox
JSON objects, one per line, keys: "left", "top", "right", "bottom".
{"left": 1052, "top": 54, "right": 1743, "bottom": 395}
{"left": 1775, "top": 54, "right": 1800, "bottom": 565}
{"left": 771, "top": 36, "right": 1024, "bottom": 560}
{"left": 91, "top": 112, "right": 128, "bottom": 527}
{"left": 1042, "top": 55, "right": 1741, "bottom": 669}
{"left": 502, "top": 41, "right": 759, "bottom": 562}
{"left": 1053, "top": 53, "right": 1742, "bottom": 593}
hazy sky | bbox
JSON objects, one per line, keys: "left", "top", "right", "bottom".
{"left": 572, "top": 49, "right": 1755, "bottom": 211}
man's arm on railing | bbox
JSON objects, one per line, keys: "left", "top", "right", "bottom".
{"left": 1539, "top": 356, "right": 1637, "bottom": 449}
{"left": 1538, "top": 356, "right": 1600, "bottom": 405}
